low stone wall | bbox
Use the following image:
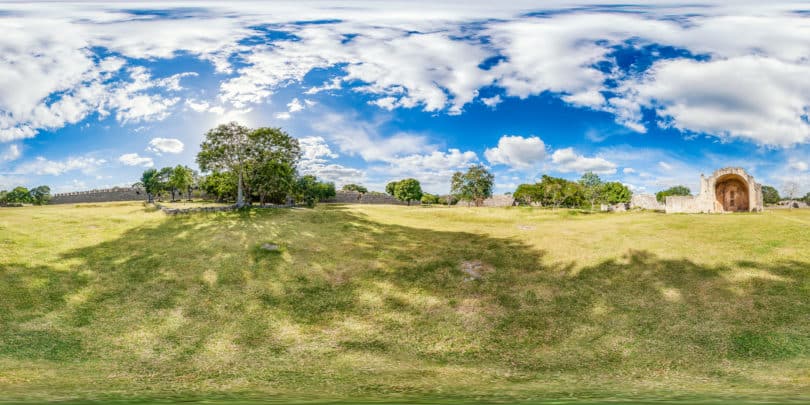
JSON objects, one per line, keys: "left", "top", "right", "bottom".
{"left": 323, "top": 191, "right": 412, "bottom": 205}
{"left": 630, "top": 194, "right": 664, "bottom": 211}
{"left": 50, "top": 187, "right": 145, "bottom": 204}
{"left": 601, "top": 203, "right": 629, "bottom": 212}
{"left": 665, "top": 195, "right": 713, "bottom": 214}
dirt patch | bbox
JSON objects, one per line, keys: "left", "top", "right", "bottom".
{"left": 460, "top": 260, "right": 493, "bottom": 281}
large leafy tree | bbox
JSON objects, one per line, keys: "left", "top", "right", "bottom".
{"left": 169, "top": 165, "right": 194, "bottom": 201}
{"left": 200, "top": 171, "right": 237, "bottom": 202}
{"left": 761, "top": 185, "right": 780, "bottom": 205}
{"left": 157, "top": 167, "right": 175, "bottom": 201}
{"left": 394, "top": 178, "right": 423, "bottom": 205}
{"left": 656, "top": 185, "right": 691, "bottom": 203}
{"left": 295, "top": 175, "right": 336, "bottom": 207}
{"left": 197, "top": 122, "right": 252, "bottom": 207}
{"left": 513, "top": 183, "right": 543, "bottom": 206}
{"left": 6, "top": 186, "right": 31, "bottom": 203}
{"left": 246, "top": 127, "right": 301, "bottom": 205}
{"left": 450, "top": 164, "right": 494, "bottom": 207}
{"left": 578, "top": 171, "right": 603, "bottom": 211}
{"left": 29, "top": 185, "right": 51, "bottom": 205}
{"left": 602, "top": 181, "right": 632, "bottom": 204}
{"left": 135, "top": 168, "right": 161, "bottom": 203}
{"left": 385, "top": 181, "right": 398, "bottom": 196}
{"left": 535, "top": 175, "right": 585, "bottom": 209}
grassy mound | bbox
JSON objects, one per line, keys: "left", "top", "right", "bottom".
{"left": 0, "top": 203, "right": 808, "bottom": 402}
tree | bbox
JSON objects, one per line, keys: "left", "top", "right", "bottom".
{"left": 342, "top": 184, "right": 368, "bottom": 194}
{"left": 295, "top": 175, "right": 336, "bottom": 207}
{"left": 29, "top": 185, "right": 51, "bottom": 205}
{"left": 513, "top": 183, "right": 543, "bottom": 206}
{"left": 421, "top": 193, "right": 439, "bottom": 204}
{"left": 579, "top": 171, "right": 603, "bottom": 211}
{"left": 197, "top": 122, "right": 252, "bottom": 207}
{"left": 803, "top": 192, "right": 810, "bottom": 205}
{"left": 157, "top": 167, "right": 175, "bottom": 201}
{"left": 246, "top": 127, "right": 302, "bottom": 205}
{"left": 0, "top": 190, "right": 7, "bottom": 203}
{"left": 656, "top": 185, "right": 691, "bottom": 203}
{"left": 782, "top": 181, "right": 800, "bottom": 206}
{"left": 602, "top": 182, "right": 632, "bottom": 204}
{"left": 6, "top": 186, "right": 31, "bottom": 203}
{"left": 169, "top": 165, "right": 194, "bottom": 202}
{"left": 200, "top": 171, "right": 237, "bottom": 202}
{"left": 450, "top": 164, "right": 495, "bottom": 207}
{"left": 761, "top": 185, "right": 780, "bottom": 205}
{"left": 385, "top": 181, "right": 398, "bottom": 196}
{"left": 394, "top": 178, "right": 423, "bottom": 205}
{"left": 135, "top": 168, "right": 161, "bottom": 203}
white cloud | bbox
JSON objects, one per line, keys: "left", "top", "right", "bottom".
{"left": 1, "top": 144, "right": 21, "bottom": 162}
{"left": 118, "top": 153, "right": 154, "bottom": 167}
{"left": 374, "top": 148, "right": 479, "bottom": 193}
{"left": 481, "top": 95, "right": 502, "bottom": 108}
{"left": 789, "top": 160, "right": 809, "bottom": 172}
{"left": 623, "top": 167, "right": 635, "bottom": 174}
{"left": 659, "top": 161, "right": 674, "bottom": 171}
{"left": 485, "top": 135, "right": 546, "bottom": 169}
{"left": 287, "top": 98, "right": 304, "bottom": 113}
{"left": 297, "top": 135, "right": 364, "bottom": 186}
{"left": 613, "top": 56, "right": 810, "bottom": 146}
{"left": 146, "top": 137, "right": 184, "bottom": 154}
{"left": 551, "top": 147, "right": 617, "bottom": 175}
{"left": 15, "top": 156, "right": 106, "bottom": 176}
{"left": 299, "top": 136, "right": 338, "bottom": 163}
{"left": 185, "top": 99, "right": 211, "bottom": 112}
{"left": 274, "top": 112, "right": 292, "bottom": 120}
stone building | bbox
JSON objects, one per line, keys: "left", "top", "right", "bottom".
{"left": 665, "top": 167, "right": 763, "bottom": 213}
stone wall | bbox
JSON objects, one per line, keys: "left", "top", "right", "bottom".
{"left": 665, "top": 195, "right": 714, "bottom": 214}
{"left": 630, "top": 194, "right": 664, "bottom": 211}
{"left": 50, "top": 187, "right": 146, "bottom": 204}
{"left": 323, "top": 191, "right": 413, "bottom": 205}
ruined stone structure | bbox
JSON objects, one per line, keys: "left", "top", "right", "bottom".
{"left": 323, "top": 191, "right": 413, "bottom": 205}
{"left": 665, "top": 167, "right": 763, "bottom": 214}
{"left": 50, "top": 187, "right": 146, "bottom": 204}
{"left": 630, "top": 194, "right": 664, "bottom": 211}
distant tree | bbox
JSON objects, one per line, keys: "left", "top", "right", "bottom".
{"left": 197, "top": 122, "right": 252, "bottom": 207}
{"left": 579, "top": 171, "right": 603, "bottom": 211}
{"left": 782, "top": 181, "right": 800, "bottom": 207}
{"left": 513, "top": 183, "right": 543, "bottom": 206}
{"left": 157, "top": 167, "right": 175, "bottom": 201}
{"left": 656, "top": 185, "right": 691, "bottom": 203}
{"left": 253, "top": 161, "right": 296, "bottom": 205}
{"left": 761, "top": 185, "right": 780, "bottom": 205}
{"left": 420, "top": 193, "right": 439, "bottom": 205}
{"left": 0, "top": 190, "right": 7, "bottom": 203}
{"left": 6, "top": 186, "right": 31, "bottom": 203}
{"left": 534, "top": 175, "right": 584, "bottom": 209}
{"left": 394, "top": 178, "right": 423, "bottom": 205}
{"left": 295, "top": 175, "right": 336, "bottom": 207}
{"left": 169, "top": 165, "right": 194, "bottom": 202}
{"left": 29, "top": 185, "right": 51, "bottom": 205}
{"left": 385, "top": 181, "right": 398, "bottom": 196}
{"left": 135, "top": 168, "right": 161, "bottom": 203}
{"left": 342, "top": 183, "right": 368, "bottom": 194}
{"left": 803, "top": 192, "right": 810, "bottom": 205}
{"left": 450, "top": 164, "right": 495, "bottom": 207}
{"left": 602, "top": 181, "right": 632, "bottom": 204}
{"left": 200, "top": 171, "right": 237, "bottom": 202}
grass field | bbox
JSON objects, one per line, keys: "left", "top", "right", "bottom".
{"left": 0, "top": 202, "right": 809, "bottom": 403}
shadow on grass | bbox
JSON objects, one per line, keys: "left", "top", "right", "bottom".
{"left": 0, "top": 204, "right": 808, "bottom": 398}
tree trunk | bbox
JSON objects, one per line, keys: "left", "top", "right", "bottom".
{"left": 147, "top": 193, "right": 154, "bottom": 203}
{"left": 236, "top": 171, "right": 245, "bottom": 207}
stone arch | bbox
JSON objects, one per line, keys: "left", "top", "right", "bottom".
{"left": 714, "top": 174, "right": 749, "bottom": 212}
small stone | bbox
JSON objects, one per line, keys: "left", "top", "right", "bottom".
{"left": 261, "top": 243, "right": 280, "bottom": 252}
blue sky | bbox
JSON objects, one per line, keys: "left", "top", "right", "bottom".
{"left": 1, "top": 1, "right": 810, "bottom": 195}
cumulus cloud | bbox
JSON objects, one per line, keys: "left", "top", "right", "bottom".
{"left": 15, "top": 156, "right": 106, "bottom": 176}
{"left": 789, "top": 160, "right": 809, "bottom": 172}
{"left": 118, "top": 153, "right": 154, "bottom": 167}
{"left": 146, "top": 137, "right": 184, "bottom": 154}
{"left": 485, "top": 135, "right": 546, "bottom": 169}
{"left": 297, "top": 135, "right": 365, "bottom": 186}
{"left": 551, "top": 147, "right": 617, "bottom": 174}
{"left": 1, "top": 144, "right": 21, "bottom": 162}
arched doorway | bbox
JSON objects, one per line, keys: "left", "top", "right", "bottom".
{"left": 715, "top": 175, "right": 749, "bottom": 212}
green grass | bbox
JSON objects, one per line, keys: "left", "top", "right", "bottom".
{"left": 0, "top": 202, "right": 809, "bottom": 403}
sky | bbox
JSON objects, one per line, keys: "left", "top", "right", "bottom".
{"left": 2, "top": 1, "right": 810, "bottom": 196}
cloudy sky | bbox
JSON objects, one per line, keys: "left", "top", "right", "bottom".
{"left": 2, "top": 1, "right": 810, "bottom": 195}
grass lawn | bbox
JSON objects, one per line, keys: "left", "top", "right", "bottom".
{"left": 0, "top": 202, "right": 809, "bottom": 403}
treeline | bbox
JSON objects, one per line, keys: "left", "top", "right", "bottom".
{"left": 0, "top": 186, "right": 51, "bottom": 205}
{"left": 138, "top": 123, "right": 335, "bottom": 208}
{"left": 513, "top": 173, "right": 631, "bottom": 209}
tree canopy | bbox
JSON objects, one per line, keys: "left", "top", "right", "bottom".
{"left": 761, "top": 185, "right": 780, "bottom": 205}
{"left": 342, "top": 184, "right": 368, "bottom": 194}
{"left": 450, "top": 164, "right": 494, "bottom": 207}
{"left": 393, "top": 178, "right": 423, "bottom": 205}
{"left": 295, "top": 175, "right": 336, "bottom": 207}
{"left": 656, "top": 186, "right": 691, "bottom": 203}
